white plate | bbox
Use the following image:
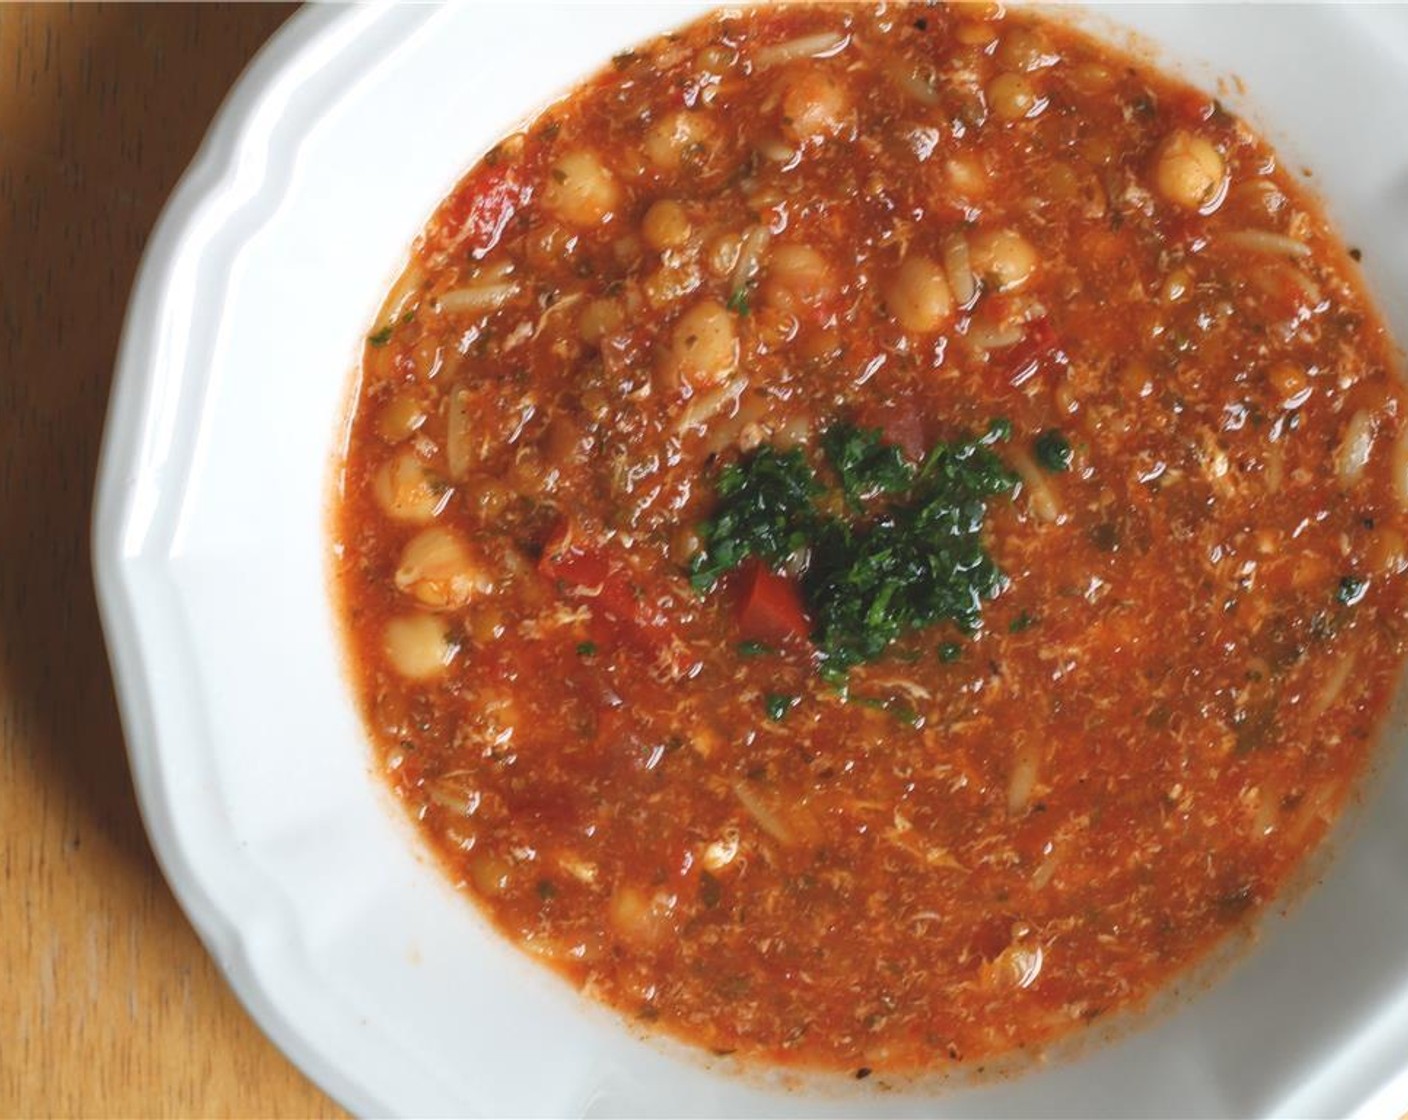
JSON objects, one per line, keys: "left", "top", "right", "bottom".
{"left": 94, "top": 4, "right": 1408, "bottom": 1116}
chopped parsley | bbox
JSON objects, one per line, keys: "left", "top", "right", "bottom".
{"left": 822, "top": 424, "right": 914, "bottom": 510}
{"left": 1009, "top": 610, "right": 1036, "bottom": 633}
{"left": 807, "top": 426, "right": 1016, "bottom": 675}
{"left": 368, "top": 324, "right": 395, "bottom": 347}
{"left": 937, "top": 642, "right": 963, "bottom": 663}
{"left": 727, "top": 284, "right": 752, "bottom": 316}
{"left": 1033, "top": 429, "right": 1073, "bottom": 472}
{"left": 764, "top": 693, "right": 795, "bottom": 721}
{"left": 576, "top": 641, "right": 598, "bottom": 657}
{"left": 689, "top": 446, "right": 820, "bottom": 590}
{"left": 736, "top": 639, "right": 773, "bottom": 658}
{"left": 692, "top": 420, "right": 1018, "bottom": 679}
{"left": 1337, "top": 575, "right": 1368, "bottom": 606}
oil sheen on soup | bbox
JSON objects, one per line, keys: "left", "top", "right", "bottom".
{"left": 334, "top": 2, "right": 1407, "bottom": 1074}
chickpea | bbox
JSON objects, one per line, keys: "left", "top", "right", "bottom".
{"left": 663, "top": 297, "right": 738, "bottom": 387}
{"left": 578, "top": 297, "right": 624, "bottom": 344}
{"left": 607, "top": 884, "right": 674, "bottom": 948}
{"left": 704, "top": 231, "right": 742, "bottom": 279}
{"left": 884, "top": 255, "right": 954, "bottom": 334}
{"left": 987, "top": 72, "right": 1045, "bottom": 122}
{"left": 373, "top": 450, "right": 451, "bottom": 524}
{"left": 468, "top": 849, "right": 512, "bottom": 897}
{"left": 968, "top": 228, "right": 1039, "bottom": 292}
{"left": 944, "top": 155, "right": 988, "bottom": 200}
{"left": 995, "top": 27, "right": 1057, "bottom": 72}
{"left": 641, "top": 199, "right": 692, "bottom": 251}
{"left": 1152, "top": 130, "right": 1227, "bottom": 212}
{"left": 394, "top": 527, "right": 493, "bottom": 610}
{"left": 542, "top": 150, "right": 621, "bottom": 227}
{"left": 383, "top": 612, "right": 457, "bottom": 680}
{"left": 377, "top": 392, "right": 427, "bottom": 444}
{"left": 644, "top": 110, "right": 718, "bottom": 173}
{"left": 955, "top": 21, "right": 1000, "bottom": 46}
{"left": 781, "top": 68, "right": 851, "bottom": 143}
{"left": 762, "top": 245, "right": 836, "bottom": 315}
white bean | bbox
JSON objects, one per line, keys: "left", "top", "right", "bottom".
{"left": 373, "top": 451, "right": 451, "bottom": 523}
{"left": 395, "top": 527, "right": 493, "bottom": 610}
{"left": 543, "top": 150, "right": 620, "bottom": 226}
{"left": 884, "top": 255, "right": 954, "bottom": 333}
{"left": 383, "top": 613, "right": 458, "bottom": 680}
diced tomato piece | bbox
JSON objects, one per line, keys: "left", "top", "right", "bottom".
{"left": 541, "top": 521, "right": 688, "bottom": 670}
{"left": 734, "top": 561, "right": 812, "bottom": 647}
{"left": 434, "top": 162, "right": 526, "bottom": 258}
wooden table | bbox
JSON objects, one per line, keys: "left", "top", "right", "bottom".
{"left": 1, "top": 6, "right": 343, "bottom": 1115}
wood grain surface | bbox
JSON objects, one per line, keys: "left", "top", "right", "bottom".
{"left": 0, "top": 6, "right": 344, "bottom": 1116}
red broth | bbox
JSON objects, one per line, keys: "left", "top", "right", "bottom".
{"left": 334, "top": 3, "right": 1407, "bottom": 1074}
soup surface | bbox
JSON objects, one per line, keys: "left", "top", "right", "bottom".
{"left": 334, "top": 2, "right": 1407, "bottom": 1074}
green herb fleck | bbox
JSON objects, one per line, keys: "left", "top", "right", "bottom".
{"left": 1033, "top": 429, "right": 1072, "bottom": 473}
{"left": 1337, "top": 575, "right": 1368, "bottom": 606}
{"left": 368, "top": 324, "right": 394, "bottom": 347}
{"left": 727, "top": 285, "right": 751, "bottom": 316}
{"left": 1009, "top": 610, "right": 1036, "bottom": 633}
{"left": 764, "top": 693, "right": 794, "bottom": 721}
{"left": 576, "top": 641, "right": 598, "bottom": 657}
{"left": 690, "top": 446, "right": 820, "bottom": 590}
{"left": 822, "top": 424, "right": 914, "bottom": 510}
{"left": 736, "top": 639, "right": 772, "bottom": 658}
{"left": 937, "top": 642, "right": 963, "bottom": 663}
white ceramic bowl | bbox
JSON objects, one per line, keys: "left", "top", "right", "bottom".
{"left": 94, "top": 5, "right": 1408, "bottom": 1116}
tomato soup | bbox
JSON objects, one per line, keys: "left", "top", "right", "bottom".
{"left": 333, "top": 2, "right": 1406, "bottom": 1074}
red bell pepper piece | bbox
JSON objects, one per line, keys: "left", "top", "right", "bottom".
{"left": 734, "top": 560, "right": 811, "bottom": 647}
{"left": 434, "top": 162, "right": 526, "bottom": 258}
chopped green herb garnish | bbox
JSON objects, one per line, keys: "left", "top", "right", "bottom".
{"left": 368, "top": 324, "right": 394, "bottom": 347}
{"left": 823, "top": 424, "right": 914, "bottom": 510}
{"left": 696, "top": 421, "right": 1016, "bottom": 679}
{"left": 736, "top": 639, "right": 773, "bottom": 658}
{"left": 690, "top": 446, "right": 820, "bottom": 590}
{"left": 937, "top": 642, "right": 963, "bottom": 663}
{"left": 764, "top": 693, "right": 794, "bottom": 721}
{"left": 1337, "top": 575, "right": 1368, "bottom": 606}
{"left": 576, "top": 641, "right": 598, "bottom": 657}
{"left": 1033, "top": 429, "right": 1072, "bottom": 472}
{"left": 727, "top": 285, "right": 751, "bottom": 316}
{"left": 983, "top": 417, "right": 1014, "bottom": 445}
{"left": 1009, "top": 610, "right": 1036, "bottom": 633}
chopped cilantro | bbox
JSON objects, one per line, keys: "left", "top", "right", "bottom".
{"left": 937, "top": 642, "right": 963, "bottom": 663}
{"left": 697, "top": 423, "right": 1016, "bottom": 679}
{"left": 576, "top": 641, "right": 598, "bottom": 657}
{"left": 1033, "top": 429, "right": 1072, "bottom": 472}
{"left": 1009, "top": 610, "right": 1036, "bottom": 633}
{"left": 727, "top": 284, "right": 751, "bottom": 316}
{"left": 690, "top": 446, "right": 820, "bottom": 590}
{"left": 736, "top": 639, "right": 773, "bottom": 658}
{"left": 368, "top": 324, "right": 394, "bottom": 347}
{"left": 1337, "top": 575, "right": 1368, "bottom": 606}
{"left": 764, "top": 693, "right": 794, "bottom": 721}
{"left": 822, "top": 424, "right": 914, "bottom": 510}
{"left": 983, "top": 417, "right": 1013, "bottom": 445}
{"left": 808, "top": 431, "right": 1015, "bottom": 673}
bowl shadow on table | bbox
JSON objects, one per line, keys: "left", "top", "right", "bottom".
{"left": 0, "top": 5, "right": 296, "bottom": 893}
